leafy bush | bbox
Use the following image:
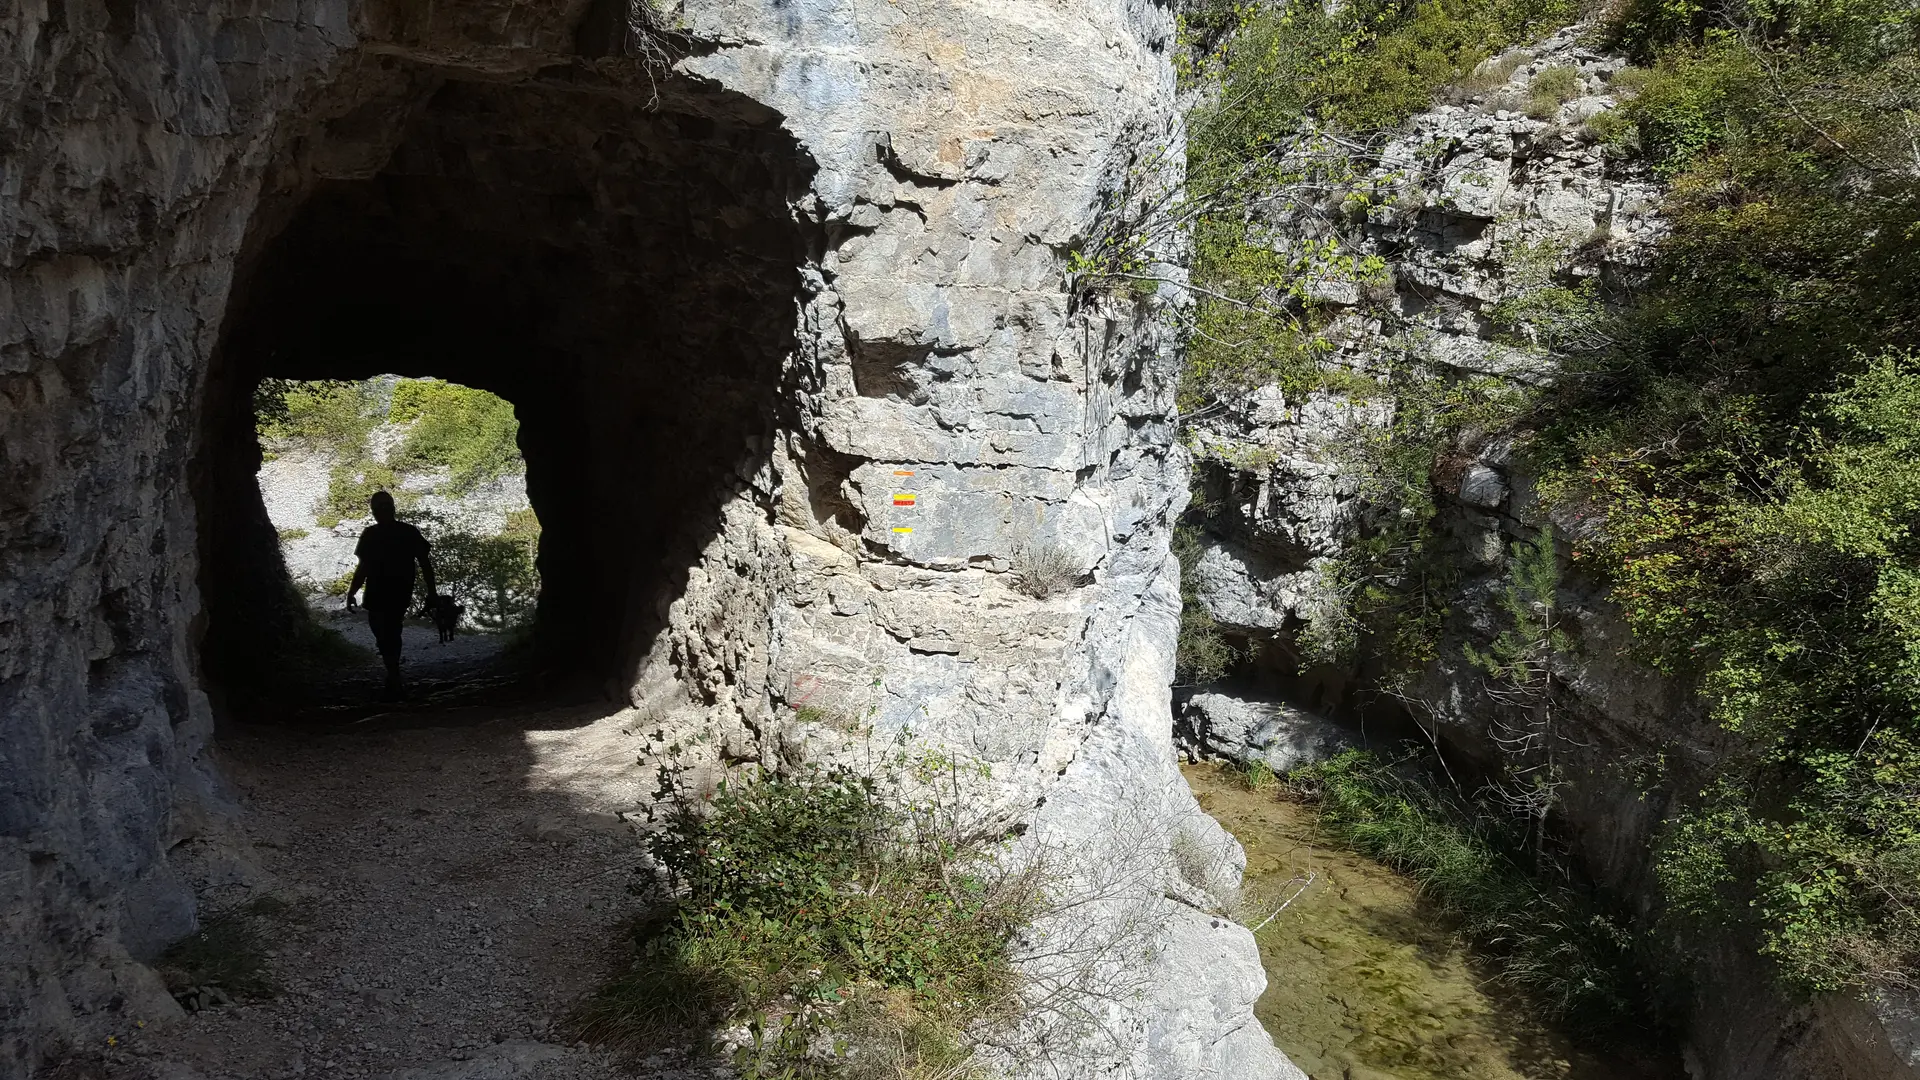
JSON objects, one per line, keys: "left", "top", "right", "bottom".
{"left": 255, "top": 379, "right": 380, "bottom": 452}
{"left": 318, "top": 460, "right": 401, "bottom": 529}
{"left": 1172, "top": 0, "right": 1580, "bottom": 411}
{"left": 415, "top": 508, "right": 541, "bottom": 628}
{"left": 1174, "top": 523, "right": 1238, "bottom": 684}
{"left": 1289, "top": 751, "right": 1650, "bottom": 1030}
{"left": 1526, "top": 0, "right": 1920, "bottom": 995}
{"left": 573, "top": 767, "right": 1040, "bottom": 1077}
{"left": 388, "top": 379, "right": 523, "bottom": 495}
{"left": 1525, "top": 63, "right": 1583, "bottom": 118}
{"left": 1236, "top": 759, "right": 1278, "bottom": 792}
{"left": 255, "top": 377, "right": 525, "bottom": 518}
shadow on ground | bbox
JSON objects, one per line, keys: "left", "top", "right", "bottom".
{"left": 39, "top": 622, "right": 719, "bottom": 1080}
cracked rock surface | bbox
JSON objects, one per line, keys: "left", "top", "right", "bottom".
{"left": 3, "top": 0, "right": 1291, "bottom": 1073}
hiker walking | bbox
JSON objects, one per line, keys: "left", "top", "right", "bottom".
{"left": 345, "top": 491, "right": 437, "bottom": 697}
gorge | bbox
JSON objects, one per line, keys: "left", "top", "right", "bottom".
{"left": 3, "top": 0, "right": 1918, "bottom": 1078}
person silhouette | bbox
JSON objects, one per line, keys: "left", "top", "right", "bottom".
{"left": 345, "top": 491, "right": 438, "bottom": 697}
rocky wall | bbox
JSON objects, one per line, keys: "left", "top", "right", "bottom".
{"left": 0, "top": 0, "right": 1293, "bottom": 1074}
{"left": 1180, "top": 26, "right": 1920, "bottom": 1080}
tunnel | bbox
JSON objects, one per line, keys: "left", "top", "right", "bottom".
{"left": 194, "top": 61, "right": 817, "bottom": 704}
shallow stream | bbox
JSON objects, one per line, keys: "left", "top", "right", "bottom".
{"left": 1183, "top": 764, "right": 1681, "bottom": 1080}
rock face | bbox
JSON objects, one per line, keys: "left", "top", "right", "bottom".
{"left": 1181, "top": 25, "right": 1920, "bottom": 1080}
{"left": 1187, "top": 26, "right": 1662, "bottom": 658}
{"left": 0, "top": 0, "right": 1292, "bottom": 1075}
{"left": 1176, "top": 691, "right": 1356, "bottom": 772}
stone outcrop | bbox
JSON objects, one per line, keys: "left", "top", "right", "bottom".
{"left": 1180, "top": 24, "right": 1920, "bottom": 1080}
{"left": 1186, "top": 26, "right": 1662, "bottom": 662}
{"left": 0, "top": 0, "right": 1293, "bottom": 1075}
{"left": 1175, "top": 691, "right": 1356, "bottom": 772}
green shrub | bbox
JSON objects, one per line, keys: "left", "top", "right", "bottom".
{"left": 1174, "top": 523, "right": 1238, "bottom": 684}
{"left": 1290, "top": 751, "right": 1649, "bottom": 1030}
{"left": 573, "top": 767, "right": 1039, "bottom": 1077}
{"left": 1174, "top": 0, "right": 1579, "bottom": 412}
{"left": 317, "top": 460, "right": 400, "bottom": 528}
{"left": 255, "top": 379, "right": 380, "bottom": 453}
{"left": 1237, "top": 759, "right": 1278, "bottom": 792}
{"left": 256, "top": 377, "right": 525, "bottom": 513}
{"left": 1581, "top": 105, "right": 1635, "bottom": 144}
{"left": 1525, "top": 63, "right": 1582, "bottom": 118}
{"left": 414, "top": 510, "right": 541, "bottom": 629}
{"left": 388, "top": 379, "right": 523, "bottom": 496}
{"left": 1528, "top": 0, "right": 1920, "bottom": 996}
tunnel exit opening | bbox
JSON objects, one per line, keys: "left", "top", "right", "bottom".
{"left": 194, "top": 66, "right": 815, "bottom": 715}
{"left": 248, "top": 375, "right": 543, "bottom": 698}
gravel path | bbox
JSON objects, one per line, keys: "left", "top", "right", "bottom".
{"left": 79, "top": 703, "right": 710, "bottom": 1080}
{"left": 330, "top": 616, "right": 511, "bottom": 683}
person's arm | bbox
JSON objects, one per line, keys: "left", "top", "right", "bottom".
{"left": 418, "top": 533, "right": 438, "bottom": 599}
{"left": 346, "top": 531, "right": 369, "bottom": 610}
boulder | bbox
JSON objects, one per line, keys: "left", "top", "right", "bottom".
{"left": 1178, "top": 692, "right": 1358, "bottom": 772}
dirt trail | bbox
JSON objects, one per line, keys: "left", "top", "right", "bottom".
{"left": 83, "top": 698, "right": 706, "bottom": 1080}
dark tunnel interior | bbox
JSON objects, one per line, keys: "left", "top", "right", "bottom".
{"left": 195, "top": 69, "right": 816, "bottom": 707}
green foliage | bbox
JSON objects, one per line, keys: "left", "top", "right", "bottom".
{"left": 254, "top": 378, "right": 394, "bottom": 527}
{"left": 1170, "top": 0, "right": 1579, "bottom": 411}
{"left": 1236, "top": 758, "right": 1279, "bottom": 792}
{"left": 1485, "top": 238, "right": 1612, "bottom": 353}
{"left": 1303, "top": 370, "right": 1526, "bottom": 680}
{"left": 254, "top": 379, "right": 380, "bottom": 451}
{"left": 1531, "top": 0, "right": 1920, "bottom": 995}
{"left": 574, "top": 767, "right": 1034, "bottom": 1078}
{"left": 1174, "top": 523, "right": 1238, "bottom": 684}
{"left": 416, "top": 509, "right": 541, "bottom": 629}
{"left": 255, "top": 378, "right": 525, "bottom": 521}
{"left": 1463, "top": 525, "right": 1571, "bottom": 688}
{"left": 1605, "top": 0, "right": 1918, "bottom": 65}
{"left": 387, "top": 379, "right": 523, "bottom": 496}
{"left": 1607, "top": 355, "right": 1920, "bottom": 993}
{"left": 1193, "top": 0, "right": 1581, "bottom": 143}
{"left": 318, "top": 460, "right": 401, "bottom": 529}
{"left": 1289, "top": 751, "right": 1650, "bottom": 1031}
{"left": 1525, "top": 63, "right": 1583, "bottom": 118}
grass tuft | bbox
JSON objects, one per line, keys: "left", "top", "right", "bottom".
{"left": 1011, "top": 543, "right": 1080, "bottom": 600}
{"left": 571, "top": 766, "right": 1040, "bottom": 1077}
{"left": 1236, "top": 758, "right": 1278, "bottom": 792}
{"left": 1465, "top": 48, "right": 1533, "bottom": 92}
{"left": 1526, "top": 64, "right": 1583, "bottom": 118}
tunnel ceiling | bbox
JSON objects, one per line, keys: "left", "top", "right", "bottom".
{"left": 200, "top": 62, "right": 818, "bottom": 687}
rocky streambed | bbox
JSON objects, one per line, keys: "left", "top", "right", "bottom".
{"left": 1183, "top": 764, "right": 1681, "bottom": 1080}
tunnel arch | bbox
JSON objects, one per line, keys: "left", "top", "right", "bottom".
{"left": 196, "top": 62, "right": 818, "bottom": 700}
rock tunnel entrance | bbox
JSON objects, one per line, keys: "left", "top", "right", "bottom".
{"left": 196, "top": 66, "right": 815, "bottom": 708}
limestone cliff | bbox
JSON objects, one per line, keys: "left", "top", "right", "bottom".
{"left": 0, "top": 0, "right": 1293, "bottom": 1074}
